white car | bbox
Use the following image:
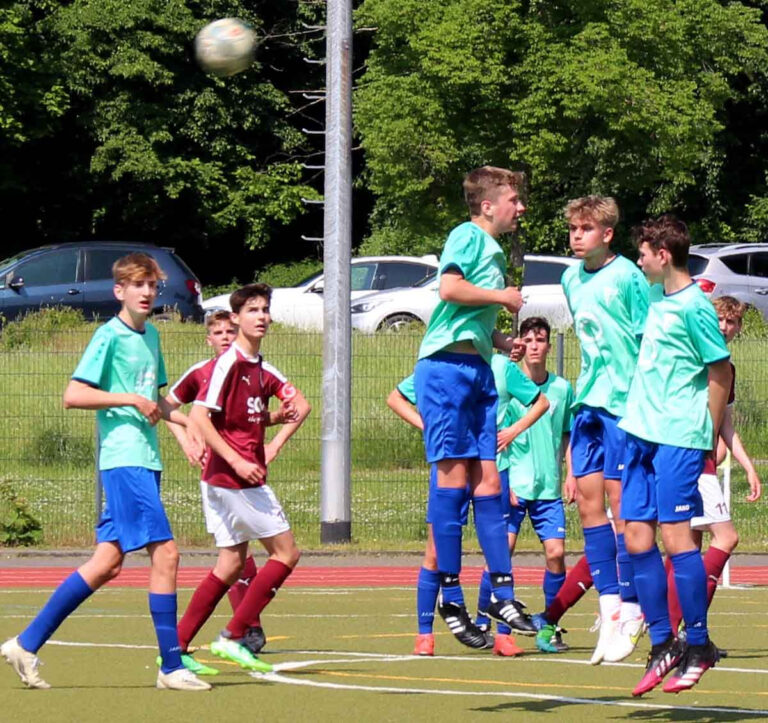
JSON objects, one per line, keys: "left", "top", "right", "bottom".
{"left": 202, "top": 255, "right": 438, "bottom": 330}
{"left": 350, "top": 255, "right": 579, "bottom": 332}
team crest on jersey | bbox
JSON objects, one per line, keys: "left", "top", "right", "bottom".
{"left": 575, "top": 311, "right": 603, "bottom": 344}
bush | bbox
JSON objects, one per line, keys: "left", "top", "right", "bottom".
{"left": 33, "top": 427, "right": 93, "bottom": 467}
{"left": 740, "top": 305, "right": 768, "bottom": 338}
{"left": 0, "top": 479, "right": 43, "bottom": 546}
{"left": 0, "top": 307, "right": 86, "bottom": 350}
{"left": 257, "top": 258, "right": 323, "bottom": 288}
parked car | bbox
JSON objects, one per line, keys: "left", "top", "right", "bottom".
{"left": 689, "top": 243, "right": 768, "bottom": 317}
{"left": 350, "top": 255, "right": 579, "bottom": 332}
{"left": 202, "top": 254, "right": 439, "bottom": 329}
{"left": 0, "top": 242, "right": 204, "bottom": 323}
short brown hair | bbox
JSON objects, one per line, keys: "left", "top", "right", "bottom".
{"left": 564, "top": 196, "right": 619, "bottom": 229}
{"left": 631, "top": 214, "right": 690, "bottom": 268}
{"left": 230, "top": 282, "right": 272, "bottom": 314}
{"left": 713, "top": 295, "right": 746, "bottom": 322}
{"left": 205, "top": 309, "right": 236, "bottom": 330}
{"left": 519, "top": 316, "right": 551, "bottom": 342}
{"left": 463, "top": 166, "right": 526, "bottom": 216}
{"left": 112, "top": 252, "right": 166, "bottom": 284}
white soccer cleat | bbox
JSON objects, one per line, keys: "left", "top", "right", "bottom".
{"left": 603, "top": 612, "right": 646, "bottom": 663}
{"left": 590, "top": 594, "right": 621, "bottom": 665}
{"left": 156, "top": 667, "right": 212, "bottom": 691}
{"left": 1, "top": 637, "right": 51, "bottom": 689}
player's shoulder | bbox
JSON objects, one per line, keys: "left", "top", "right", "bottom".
{"left": 490, "top": 351, "right": 510, "bottom": 376}
{"left": 560, "top": 259, "right": 581, "bottom": 285}
{"left": 183, "top": 356, "right": 215, "bottom": 379}
{"left": 261, "top": 358, "right": 288, "bottom": 383}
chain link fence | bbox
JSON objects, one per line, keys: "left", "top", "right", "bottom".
{"left": 1, "top": 314, "right": 766, "bottom": 550}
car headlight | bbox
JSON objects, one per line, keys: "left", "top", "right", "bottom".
{"left": 351, "top": 300, "right": 381, "bottom": 314}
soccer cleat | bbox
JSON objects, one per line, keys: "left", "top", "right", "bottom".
{"left": 210, "top": 634, "right": 273, "bottom": 672}
{"left": 156, "top": 653, "right": 219, "bottom": 676}
{"left": 603, "top": 614, "right": 645, "bottom": 663}
{"left": 632, "top": 636, "right": 686, "bottom": 697}
{"left": 438, "top": 601, "right": 491, "bottom": 649}
{"left": 493, "top": 633, "right": 524, "bottom": 657}
{"left": 413, "top": 633, "right": 435, "bottom": 656}
{"left": 486, "top": 596, "right": 537, "bottom": 636}
{"left": 662, "top": 639, "right": 720, "bottom": 693}
{"left": 156, "top": 667, "right": 212, "bottom": 691}
{"left": 531, "top": 612, "right": 549, "bottom": 631}
{"left": 475, "top": 623, "right": 495, "bottom": 649}
{"left": 242, "top": 625, "right": 267, "bottom": 655}
{"left": 536, "top": 624, "right": 569, "bottom": 653}
{"left": 1, "top": 637, "right": 50, "bottom": 689}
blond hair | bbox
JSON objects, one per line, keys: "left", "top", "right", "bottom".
{"left": 713, "top": 295, "right": 746, "bottom": 322}
{"left": 112, "top": 252, "right": 166, "bottom": 284}
{"left": 564, "top": 195, "right": 620, "bottom": 229}
{"left": 205, "top": 309, "right": 235, "bottom": 330}
{"left": 463, "top": 166, "right": 526, "bottom": 216}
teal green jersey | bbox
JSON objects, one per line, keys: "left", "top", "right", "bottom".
{"left": 418, "top": 222, "right": 506, "bottom": 363}
{"left": 490, "top": 354, "right": 541, "bottom": 473}
{"left": 504, "top": 372, "right": 574, "bottom": 500}
{"left": 561, "top": 255, "right": 649, "bottom": 417}
{"left": 619, "top": 283, "right": 730, "bottom": 450}
{"left": 397, "top": 373, "right": 417, "bottom": 405}
{"left": 72, "top": 317, "right": 167, "bottom": 470}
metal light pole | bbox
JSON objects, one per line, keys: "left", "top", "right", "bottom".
{"left": 320, "top": 0, "right": 352, "bottom": 544}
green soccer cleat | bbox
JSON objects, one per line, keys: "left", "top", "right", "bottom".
{"left": 156, "top": 653, "right": 220, "bottom": 676}
{"left": 535, "top": 623, "right": 563, "bottom": 654}
{"left": 210, "top": 635, "right": 273, "bottom": 673}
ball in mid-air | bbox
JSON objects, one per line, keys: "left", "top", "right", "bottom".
{"left": 195, "top": 18, "right": 256, "bottom": 77}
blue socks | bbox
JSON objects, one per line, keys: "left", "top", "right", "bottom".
{"left": 543, "top": 569, "right": 566, "bottom": 609}
{"left": 473, "top": 494, "right": 514, "bottom": 600}
{"left": 149, "top": 593, "right": 183, "bottom": 673}
{"left": 416, "top": 568, "right": 440, "bottom": 634}
{"left": 629, "top": 545, "right": 672, "bottom": 646}
{"left": 475, "top": 570, "right": 511, "bottom": 634}
{"left": 431, "top": 487, "right": 465, "bottom": 576}
{"left": 670, "top": 549, "right": 709, "bottom": 646}
{"left": 18, "top": 571, "right": 94, "bottom": 653}
{"left": 616, "top": 533, "right": 639, "bottom": 603}
{"left": 583, "top": 523, "right": 620, "bottom": 595}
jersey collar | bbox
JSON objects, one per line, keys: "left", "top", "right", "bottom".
{"left": 233, "top": 342, "right": 261, "bottom": 364}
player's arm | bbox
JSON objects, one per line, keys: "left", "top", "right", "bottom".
{"left": 161, "top": 394, "right": 205, "bottom": 467}
{"left": 264, "top": 390, "right": 312, "bottom": 465}
{"left": 63, "top": 379, "right": 163, "bottom": 425}
{"left": 719, "top": 406, "right": 762, "bottom": 502}
{"left": 707, "top": 359, "right": 732, "bottom": 446}
{"left": 562, "top": 434, "right": 577, "bottom": 504}
{"left": 189, "top": 403, "right": 266, "bottom": 485}
{"left": 440, "top": 270, "right": 523, "bottom": 313}
{"left": 497, "top": 393, "right": 549, "bottom": 452}
{"left": 492, "top": 331, "right": 526, "bottom": 360}
{"left": 386, "top": 388, "right": 423, "bottom": 430}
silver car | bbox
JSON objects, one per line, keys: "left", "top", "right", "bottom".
{"left": 689, "top": 243, "right": 768, "bottom": 316}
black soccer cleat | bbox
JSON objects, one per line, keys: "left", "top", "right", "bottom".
{"left": 486, "top": 596, "right": 537, "bottom": 636}
{"left": 662, "top": 638, "right": 720, "bottom": 693}
{"left": 438, "top": 601, "right": 492, "bottom": 649}
{"left": 475, "top": 621, "right": 496, "bottom": 650}
{"left": 243, "top": 625, "right": 267, "bottom": 655}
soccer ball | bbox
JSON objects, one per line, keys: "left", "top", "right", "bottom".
{"left": 195, "top": 18, "right": 256, "bottom": 77}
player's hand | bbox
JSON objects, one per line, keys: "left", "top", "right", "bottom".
{"left": 497, "top": 426, "right": 519, "bottom": 453}
{"left": 232, "top": 457, "right": 266, "bottom": 486}
{"left": 746, "top": 471, "right": 762, "bottom": 502}
{"left": 509, "top": 486, "right": 519, "bottom": 508}
{"left": 275, "top": 399, "right": 299, "bottom": 424}
{"left": 134, "top": 395, "right": 162, "bottom": 425}
{"left": 563, "top": 474, "right": 577, "bottom": 504}
{"left": 499, "top": 286, "right": 524, "bottom": 314}
{"left": 508, "top": 337, "right": 526, "bottom": 363}
{"left": 264, "top": 440, "right": 281, "bottom": 465}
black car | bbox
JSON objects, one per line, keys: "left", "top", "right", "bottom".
{"left": 0, "top": 242, "right": 204, "bottom": 323}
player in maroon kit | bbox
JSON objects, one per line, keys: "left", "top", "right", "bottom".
{"left": 182, "top": 285, "right": 311, "bottom": 672}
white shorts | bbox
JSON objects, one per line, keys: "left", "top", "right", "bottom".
{"left": 200, "top": 481, "right": 290, "bottom": 547}
{"left": 690, "top": 473, "right": 731, "bottom": 530}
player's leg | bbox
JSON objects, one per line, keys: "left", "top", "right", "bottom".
{"left": 227, "top": 553, "right": 258, "bottom": 612}
{"left": 414, "top": 523, "right": 440, "bottom": 656}
{"left": 535, "top": 554, "right": 593, "bottom": 633}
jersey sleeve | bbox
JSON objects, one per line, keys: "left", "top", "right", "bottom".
{"left": 71, "top": 325, "right": 113, "bottom": 388}
{"left": 170, "top": 361, "right": 205, "bottom": 405}
{"left": 562, "top": 381, "right": 575, "bottom": 434}
{"left": 261, "top": 361, "right": 294, "bottom": 400}
{"left": 396, "top": 374, "right": 417, "bottom": 405}
{"left": 197, "top": 356, "right": 230, "bottom": 411}
{"left": 623, "top": 267, "right": 650, "bottom": 337}
{"left": 440, "top": 225, "right": 481, "bottom": 279}
{"left": 728, "top": 362, "right": 736, "bottom": 406}
{"left": 156, "top": 344, "right": 168, "bottom": 389}
{"left": 685, "top": 301, "right": 731, "bottom": 366}
{"left": 505, "top": 362, "right": 540, "bottom": 407}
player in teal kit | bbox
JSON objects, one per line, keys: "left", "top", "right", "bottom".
{"left": 620, "top": 215, "right": 732, "bottom": 696}
{"left": 561, "top": 196, "right": 649, "bottom": 664}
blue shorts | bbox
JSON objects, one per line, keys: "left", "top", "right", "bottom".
{"left": 96, "top": 467, "right": 173, "bottom": 553}
{"left": 570, "top": 406, "right": 626, "bottom": 479}
{"left": 426, "top": 465, "right": 470, "bottom": 526}
{"left": 414, "top": 352, "right": 497, "bottom": 463}
{"left": 507, "top": 497, "right": 566, "bottom": 541}
{"left": 620, "top": 435, "right": 705, "bottom": 523}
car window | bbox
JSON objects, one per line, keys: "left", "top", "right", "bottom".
{"left": 15, "top": 249, "right": 79, "bottom": 286}
{"left": 687, "top": 254, "right": 710, "bottom": 276}
{"left": 523, "top": 260, "right": 570, "bottom": 285}
{"left": 374, "top": 262, "right": 433, "bottom": 290}
{"left": 720, "top": 253, "right": 749, "bottom": 276}
{"left": 86, "top": 249, "right": 126, "bottom": 281}
{"left": 350, "top": 263, "right": 376, "bottom": 291}
{"left": 749, "top": 252, "right": 768, "bottom": 279}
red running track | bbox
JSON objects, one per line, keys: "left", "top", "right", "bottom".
{"left": 1, "top": 565, "right": 766, "bottom": 588}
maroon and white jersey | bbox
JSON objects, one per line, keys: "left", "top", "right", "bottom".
{"left": 194, "top": 344, "right": 297, "bottom": 489}
{"left": 169, "top": 358, "right": 212, "bottom": 405}
{"left": 703, "top": 361, "right": 736, "bottom": 476}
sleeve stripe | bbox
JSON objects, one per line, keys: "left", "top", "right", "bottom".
{"left": 170, "top": 358, "right": 210, "bottom": 396}
{"left": 202, "top": 347, "right": 236, "bottom": 409}
{"left": 261, "top": 361, "right": 287, "bottom": 383}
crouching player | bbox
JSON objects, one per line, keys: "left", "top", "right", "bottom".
{"left": 187, "top": 284, "right": 311, "bottom": 672}
{"left": 620, "top": 216, "right": 732, "bottom": 696}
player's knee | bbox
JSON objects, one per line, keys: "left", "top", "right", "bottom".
{"left": 714, "top": 528, "right": 739, "bottom": 555}
{"left": 105, "top": 560, "right": 123, "bottom": 580}
{"left": 155, "top": 543, "right": 180, "bottom": 573}
{"left": 544, "top": 541, "right": 565, "bottom": 566}
{"left": 280, "top": 545, "right": 301, "bottom": 569}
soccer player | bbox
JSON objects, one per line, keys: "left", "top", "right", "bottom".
{"left": 0, "top": 253, "right": 210, "bottom": 691}
{"left": 665, "top": 295, "right": 762, "bottom": 634}
{"left": 187, "top": 283, "right": 311, "bottom": 672}
{"left": 620, "top": 215, "right": 732, "bottom": 696}
{"left": 162, "top": 310, "right": 299, "bottom": 675}
{"left": 561, "top": 195, "right": 649, "bottom": 664}
{"left": 414, "top": 166, "right": 536, "bottom": 646}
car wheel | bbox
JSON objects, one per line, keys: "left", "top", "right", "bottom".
{"left": 378, "top": 313, "right": 423, "bottom": 332}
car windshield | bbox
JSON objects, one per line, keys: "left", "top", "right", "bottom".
{"left": 688, "top": 254, "right": 709, "bottom": 276}
{"left": 0, "top": 250, "right": 33, "bottom": 272}
{"left": 417, "top": 272, "right": 437, "bottom": 287}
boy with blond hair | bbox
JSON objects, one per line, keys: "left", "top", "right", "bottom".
{"left": 1, "top": 253, "right": 210, "bottom": 691}
{"left": 561, "top": 195, "right": 650, "bottom": 664}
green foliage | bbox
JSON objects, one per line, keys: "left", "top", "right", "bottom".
{"left": 739, "top": 305, "right": 768, "bottom": 339}
{"left": 33, "top": 426, "right": 93, "bottom": 467}
{"left": 0, "top": 307, "right": 87, "bottom": 350}
{"left": 257, "top": 258, "right": 323, "bottom": 288}
{"left": 0, "top": 479, "right": 43, "bottom": 547}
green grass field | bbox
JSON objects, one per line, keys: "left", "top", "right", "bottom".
{"left": 2, "top": 582, "right": 767, "bottom": 721}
